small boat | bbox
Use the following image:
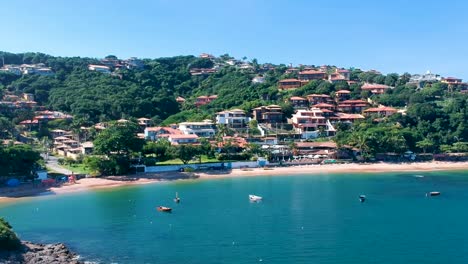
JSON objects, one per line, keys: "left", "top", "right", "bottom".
{"left": 157, "top": 206, "right": 172, "bottom": 212}
{"left": 249, "top": 195, "right": 263, "bottom": 202}
{"left": 359, "top": 195, "right": 366, "bottom": 202}
{"left": 174, "top": 192, "right": 180, "bottom": 203}
{"left": 428, "top": 191, "right": 441, "bottom": 196}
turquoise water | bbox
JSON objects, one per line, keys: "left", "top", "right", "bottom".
{"left": 1, "top": 171, "right": 468, "bottom": 263}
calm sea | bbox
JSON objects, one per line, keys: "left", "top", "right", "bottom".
{"left": 1, "top": 170, "right": 468, "bottom": 264}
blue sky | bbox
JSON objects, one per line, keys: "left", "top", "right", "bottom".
{"left": 3, "top": 0, "right": 468, "bottom": 78}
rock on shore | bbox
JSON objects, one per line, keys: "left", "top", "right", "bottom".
{"left": 0, "top": 241, "right": 84, "bottom": 264}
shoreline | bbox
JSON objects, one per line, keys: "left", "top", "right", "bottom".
{"left": 1, "top": 161, "right": 467, "bottom": 204}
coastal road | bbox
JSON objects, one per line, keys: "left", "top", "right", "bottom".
{"left": 42, "top": 153, "right": 73, "bottom": 175}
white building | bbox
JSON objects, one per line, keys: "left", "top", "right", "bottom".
{"left": 178, "top": 120, "right": 216, "bottom": 138}
{"left": 216, "top": 109, "right": 250, "bottom": 129}
{"left": 0, "top": 65, "right": 22, "bottom": 75}
{"left": 409, "top": 71, "right": 441, "bottom": 88}
{"left": 252, "top": 76, "right": 265, "bottom": 84}
{"left": 168, "top": 134, "right": 199, "bottom": 145}
{"left": 88, "top": 64, "right": 111, "bottom": 74}
{"left": 291, "top": 108, "right": 335, "bottom": 139}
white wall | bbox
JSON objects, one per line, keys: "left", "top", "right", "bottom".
{"left": 144, "top": 161, "right": 264, "bottom": 173}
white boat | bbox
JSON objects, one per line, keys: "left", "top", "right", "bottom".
{"left": 249, "top": 195, "right": 263, "bottom": 202}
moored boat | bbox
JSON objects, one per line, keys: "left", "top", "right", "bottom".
{"left": 249, "top": 194, "right": 263, "bottom": 202}
{"left": 359, "top": 195, "right": 366, "bottom": 202}
{"left": 157, "top": 206, "right": 172, "bottom": 212}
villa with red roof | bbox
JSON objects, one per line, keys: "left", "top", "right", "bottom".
{"left": 306, "top": 94, "right": 333, "bottom": 105}
{"left": 195, "top": 95, "right": 217, "bottom": 107}
{"left": 291, "top": 108, "right": 335, "bottom": 139}
{"left": 338, "top": 99, "right": 369, "bottom": 113}
{"left": 289, "top": 96, "right": 308, "bottom": 109}
{"left": 335, "top": 90, "right": 351, "bottom": 101}
{"left": 144, "top": 126, "right": 182, "bottom": 141}
{"left": 168, "top": 134, "right": 199, "bottom": 145}
{"left": 298, "top": 70, "right": 327, "bottom": 81}
{"left": 363, "top": 106, "right": 398, "bottom": 117}
{"left": 252, "top": 105, "right": 283, "bottom": 124}
{"left": 361, "top": 83, "right": 392, "bottom": 95}
{"left": 278, "top": 79, "right": 305, "bottom": 90}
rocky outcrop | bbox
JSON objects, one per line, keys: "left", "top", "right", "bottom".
{"left": 0, "top": 241, "right": 83, "bottom": 264}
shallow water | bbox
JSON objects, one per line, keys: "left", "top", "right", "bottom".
{"left": 1, "top": 170, "right": 468, "bottom": 264}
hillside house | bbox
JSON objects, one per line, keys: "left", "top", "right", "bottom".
{"left": 144, "top": 126, "right": 182, "bottom": 141}
{"left": 278, "top": 79, "right": 303, "bottom": 90}
{"left": 88, "top": 65, "right": 111, "bottom": 74}
{"left": 335, "top": 90, "right": 351, "bottom": 101}
{"left": 289, "top": 97, "right": 308, "bottom": 109}
{"left": 178, "top": 120, "right": 216, "bottom": 138}
{"left": 195, "top": 95, "right": 217, "bottom": 107}
{"left": 168, "top": 134, "right": 199, "bottom": 145}
{"left": 361, "top": 83, "right": 392, "bottom": 95}
{"left": 363, "top": 106, "right": 398, "bottom": 117}
{"left": 306, "top": 94, "right": 333, "bottom": 105}
{"left": 252, "top": 105, "right": 283, "bottom": 124}
{"left": 337, "top": 100, "right": 369, "bottom": 113}
{"left": 330, "top": 113, "right": 365, "bottom": 123}
{"left": 298, "top": 70, "right": 327, "bottom": 81}
{"left": 291, "top": 108, "right": 332, "bottom": 139}
{"left": 216, "top": 109, "right": 250, "bottom": 129}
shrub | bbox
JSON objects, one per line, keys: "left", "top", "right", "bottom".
{"left": 0, "top": 218, "right": 21, "bottom": 251}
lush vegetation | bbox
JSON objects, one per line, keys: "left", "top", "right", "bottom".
{"left": 0, "top": 144, "right": 42, "bottom": 179}
{"left": 0, "top": 218, "right": 21, "bottom": 251}
{"left": 1, "top": 51, "right": 467, "bottom": 172}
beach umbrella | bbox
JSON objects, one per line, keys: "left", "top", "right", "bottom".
{"left": 6, "top": 178, "right": 20, "bottom": 187}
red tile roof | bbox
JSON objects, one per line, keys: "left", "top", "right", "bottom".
{"left": 361, "top": 83, "right": 391, "bottom": 90}
{"left": 313, "top": 103, "right": 335, "bottom": 108}
{"left": 299, "top": 70, "right": 325, "bottom": 75}
{"left": 279, "top": 78, "right": 301, "bottom": 82}
{"left": 290, "top": 96, "right": 307, "bottom": 101}
{"left": 169, "top": 134, "right": 199, "bottom": 139}
{"left": 336, "top": 90, "right": 351, "bottom": 94}
{"left": 363, "top": 107, "right": 397, "bottom": 113}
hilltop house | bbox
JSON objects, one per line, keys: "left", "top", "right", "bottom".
{"left": 298, "top": 70, "right": 327, "bottom": 81}
{"left": 216, "top": 109, "right": 250, "bottom": 129}
{"left": 178, "top": 120, "right": 216, "bottom": 138}
{"left": 408, "top": 71, "right": 441, "bottom": 88}
{"left": 1, "top": 64, "right": 54, "bottom": 76}
{"left": 88, "top": 65, "right": 111, "bottom": 74}
{"left": 328, "top": 69, "right": 350, "bottom": 83}
{"left": 252, "top": 105, "right": 283, "bottom": 124}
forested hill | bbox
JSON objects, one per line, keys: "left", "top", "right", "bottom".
{"left": 0, "top": 52, "right": 288, "bottom": 124}
{"left": 1, "top": 51, "right": 467, "bottom": 153}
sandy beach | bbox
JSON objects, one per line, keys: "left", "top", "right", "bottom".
{"left": 1, "top": 161, "right": 467, "bottom": 204}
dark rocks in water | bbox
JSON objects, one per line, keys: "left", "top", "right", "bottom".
{"left": 0, "top": 241, "right": 83, "bottom": 264}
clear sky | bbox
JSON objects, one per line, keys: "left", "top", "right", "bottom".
{"left": 3, "top": 0, "right": 468, "bottom": 78}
